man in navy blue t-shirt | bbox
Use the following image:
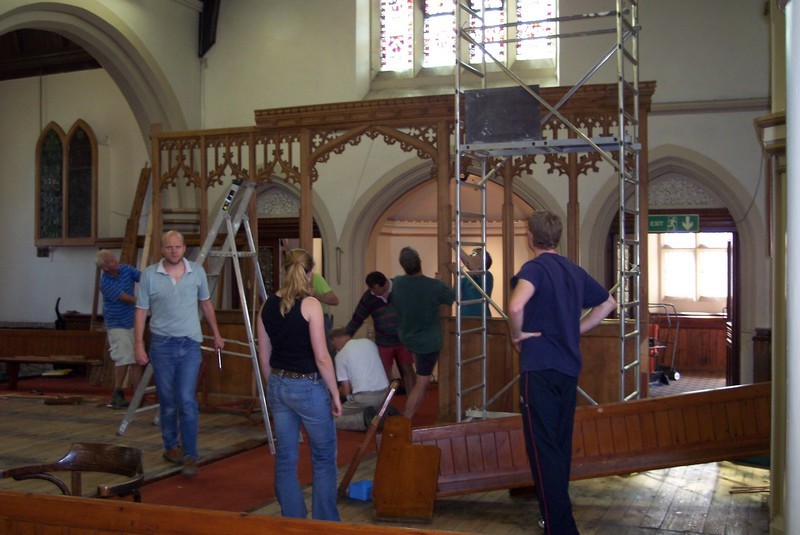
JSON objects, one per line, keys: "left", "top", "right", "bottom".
{"left": 509, "top": 211, "right": 616, "bottom": 534}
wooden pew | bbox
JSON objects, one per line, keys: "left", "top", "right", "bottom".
{"left": 372, "top": 417, "right": 441, "bottom": 521}
{"left": 0, "top": 490, "right": 454, "bottom": 534}
{"left": 410, "top": 382, "right": 770, "bottom": 497}
{"left": 0, "top": 329, "right": 107, "bottom": 389}
{"left": 0, "top": 354, "right": 104, "bottom": 390}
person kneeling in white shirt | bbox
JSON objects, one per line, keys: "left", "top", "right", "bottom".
{"left": 328, "top": 327, "right": 399, "bottom": 431}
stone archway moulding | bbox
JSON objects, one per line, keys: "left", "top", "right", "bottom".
{"left": 583, "top": 145, "right": 767, "bottom": 383}
{"left": 0, "top": 1, "right": 187, "bottom": 143}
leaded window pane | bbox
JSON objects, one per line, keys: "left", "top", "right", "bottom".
{"left": 39, "top": 129, "right": 63, "bottom": 239}
{"left": 381, "top": 0, "right": 414, "bottom": 71}
{"left": 67, "top": 127, "right": 92, "bottom": 238}
{"left": 517, "top": 0, "right": 556, "bottom": 60}
{"left": 469, "top": 0, "right": 505, "bottom": 63}
{"left": 423, "top": 0, "right": 455, "bottom": 68}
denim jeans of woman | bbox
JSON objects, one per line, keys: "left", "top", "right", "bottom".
{"left": 148, "top": 334, "right": 202, "bottom": 460}
{"left": 268, "top": 373, "right": 340, "bottom": 521}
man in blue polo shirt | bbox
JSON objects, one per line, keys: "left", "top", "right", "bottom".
{"left": 96, "top": 250, "right": 142, "bottom": 409}
{"left": 135, "top": 230, "right": 224, "bottom": 477}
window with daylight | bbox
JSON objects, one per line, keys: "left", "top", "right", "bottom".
{"left": 649, "top": 232, "right": 732, "bottom": 314}
{"left": 377, "top": 0, "right": 557, "bottom": 86}
{"left": 36, "top": 120, "right": 98, "bottom": 246}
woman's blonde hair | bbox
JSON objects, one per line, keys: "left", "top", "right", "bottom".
{"left": 278, "top": 248, "right": 314, "bottom": 315}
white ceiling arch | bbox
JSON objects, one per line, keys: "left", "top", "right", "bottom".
{"left": 0, "top": 1, "right": 187, "bottom": 144}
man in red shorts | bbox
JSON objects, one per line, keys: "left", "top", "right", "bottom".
{"left": 345, "top": 271, "right": 415, "bottom": 395}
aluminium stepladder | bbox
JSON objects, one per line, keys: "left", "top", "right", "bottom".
{"left": 117, "top": 178, "right": 275, "bottom": 454}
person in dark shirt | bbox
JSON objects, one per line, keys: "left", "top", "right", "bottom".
{"left": 345, "top": 271, "right": 415, "bottom": 394}
{"left": 448, "top": 238, "right": 494, "bottom": 317}
{"left": 257, "top": 248, "right": 341, "bottom": 521}
{"left": 509, "top": 211, "right": 616, "bottom": 534}
{"left": 391, "top": 247, "right": 455, "bottom": 421}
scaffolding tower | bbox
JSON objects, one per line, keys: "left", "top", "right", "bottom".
{"left": 453, "top": 0, "right": 642, "bottom": 421}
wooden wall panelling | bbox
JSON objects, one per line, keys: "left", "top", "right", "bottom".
{"left": 578, "top": 320, "right": 639, "bottom": 406}
{"left": 439, "top": 317, "right": 518, "bottom": 421}
{"left": 650, "top": 314, "right": 726, "bottom": 374}
{"left": 0, "top": 329, "right": 106, "bottom": 360}
{"left": 200, "top": 316, "right": 254, "bottom": 406}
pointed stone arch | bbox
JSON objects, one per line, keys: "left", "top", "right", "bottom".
{"left": 334, "top": 159, "right": 559, "bottom": 317}
{"left": 583, "top": 144, "right": 767, "bottom": 382}
{"left": 0, "top": 1, "right": 187, "bottom": 142}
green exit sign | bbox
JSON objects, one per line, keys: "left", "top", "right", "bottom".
{"left": 648, "top": 214, "right": 699, "bottom": 233}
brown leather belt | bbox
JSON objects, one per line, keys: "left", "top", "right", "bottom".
{"left": 272, "top": 368, "right": 319, "bottom": 380}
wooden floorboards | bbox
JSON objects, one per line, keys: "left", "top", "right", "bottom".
{"left": 0, "top": 388, "right": 770, "bottom": 534}
{"left": 0, "top": 393, "right": 267, "bottom": 495}
{"left": 254, "top": 453, "right": 769, "bottom": 534}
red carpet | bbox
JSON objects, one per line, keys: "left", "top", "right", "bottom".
{"left": 1, "top": 373, "right": 439, "bottom": 513}
{"left": 140, "top": 387, "right": 439, "bottom": 512}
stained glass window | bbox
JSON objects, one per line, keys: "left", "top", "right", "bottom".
{"left": 379, "top": 0, "right": 556, "bottom": 73}
{"left": 469, "top": 0, "right": 506, "bottom": 63}
{"left": 67, "top": 127, "right": 93, "bottom": 238}
{"left": 423, "top": 0, "right": 456, "bottom": 68}
{"left": 380, "top": 0, "right": 414, "bottom": 72}
{"left": 517, "top": 0, "right": 556, "bottom": 60}
{"left": 36, "top": 121, "right": 96, "bottom": 245}
{"left": 39, "top": 129, "right": 64, "bottom": 240}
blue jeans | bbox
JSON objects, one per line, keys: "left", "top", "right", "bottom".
{"left": 148, "top": 334, "right": 202, "bottom": 460}
{"left": 268, "top": 373, "right": 340, "bottom": 521}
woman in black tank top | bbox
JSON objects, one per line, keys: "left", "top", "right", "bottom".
{"left": 256, "top": 248, "right": 342, "bottom": 521}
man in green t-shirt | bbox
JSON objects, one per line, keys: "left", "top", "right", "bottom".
{"left": 391, "top": 247, "right": 455, "bottom": 421}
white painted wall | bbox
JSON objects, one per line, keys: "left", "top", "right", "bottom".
{"left": 200, "top": 0, "right": 370, "bottom": 128}
{"left": 0, "top": 70, "right": 147, "bottom": 322}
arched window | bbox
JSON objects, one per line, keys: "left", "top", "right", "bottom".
{"left": 35, "top": 120, "right": 97, "bottom": 246}
{"left": 375, "top": 0, "right": 557, "bottom": 94}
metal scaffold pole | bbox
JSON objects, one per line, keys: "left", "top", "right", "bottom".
{"left": 454, "top": 0, "right": 642, "bottom": 417}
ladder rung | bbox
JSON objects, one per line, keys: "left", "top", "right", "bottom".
{"left": 458, "top": 180, "right": 484, "bottom": 191}
{"left": 459, "top": 210, "right": 485, "bottom": 219}
{"left": 460, "top": 383, "right": 485, "bottom": 396}
{"left": 207, "top": 251, "right": 257, "bottom": 258}
{"left": 620, "top": 17, "right": 635, "bottom": 34}
{"left": 458, "top": 326, "right": 485, "bottom": 336}
{"left": 457, "top": 1, "right": 481, "bottom": 18}
{"left": 621, "top": 79, "right": 639, "bottom": 96}
{"left": 621, "top": 47, "right": 638, "bottom": 66}
{"left": 621, "top": 110, "right": 639, "bottom": 126}
{"left": 623, "top": 360, "right": 641, "bottom": 371}
{"left": 461, "top": 354, "right": 486, "bottom": 366}
{"left": 457, "top": 60, "right": 485, "bottom": 78}
{"left": 623, "top": 390, "right": 640, "bottom": 402}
